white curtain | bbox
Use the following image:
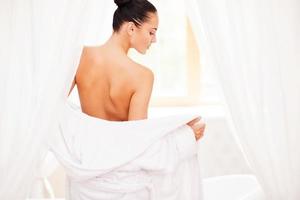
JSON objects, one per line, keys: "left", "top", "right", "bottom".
{"left": 187, "top": 0, "right": 300, "bottom": 199}
{"left": 30, "top": 1, "right": 116, "bottom": 197}
{"left": 0, "top": 0, "right": 116, "bottom": 199}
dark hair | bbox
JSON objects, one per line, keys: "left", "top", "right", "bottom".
{"left": 113, "top": 0, "right": 157, "bottom": 32}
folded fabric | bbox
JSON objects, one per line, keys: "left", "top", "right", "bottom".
{"left": 49, "top": 101, "right": 203, "bottom": 200}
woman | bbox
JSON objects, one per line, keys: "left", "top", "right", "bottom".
{"left": 59, "top": 1, "right": 206, "bottom": 199}
{"left": 68, "top": 0, "right": 205, "bottom": 139}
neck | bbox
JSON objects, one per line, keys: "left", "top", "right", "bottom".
{"left": 106, "top": 31, "right": 130, "bottom": 54}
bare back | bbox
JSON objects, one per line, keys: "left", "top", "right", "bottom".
{"left": 71, "top": 46, "right": 153, "bottom": 121}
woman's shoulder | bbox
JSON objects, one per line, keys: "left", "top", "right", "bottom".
{"left": 81, "top": 45, "right": 105, "bottom": 63}
{"left": 129, "top": 61, "right": 154, "bottom": 83}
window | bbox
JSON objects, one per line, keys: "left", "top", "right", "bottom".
{"left": 129, "top": 0, "right": 201, "bottom": 107}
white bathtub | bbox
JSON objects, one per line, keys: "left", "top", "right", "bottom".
{"left": 203, "top": 174, "right": 265, "bottom": 200}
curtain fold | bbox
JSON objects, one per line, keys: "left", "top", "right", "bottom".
{"left": 0, "top": 0, "right": 89, "bottom": 198}
{"left": 0, "top": 0, "right": 118, "bottom": 198}
{"left": 186, "top": 0, "right": 300, "bottom": 199}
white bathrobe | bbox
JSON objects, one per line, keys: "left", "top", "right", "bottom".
{"left": 49, "top": 102, "right": 203, "bottom": 200}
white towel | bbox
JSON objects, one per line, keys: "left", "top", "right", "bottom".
{"left": 49, "top": 102, "right": 203, "bottom": 200}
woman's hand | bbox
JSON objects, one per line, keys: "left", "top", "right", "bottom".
{"left": 187, "top": 117, "right": 206, "bottom": 141}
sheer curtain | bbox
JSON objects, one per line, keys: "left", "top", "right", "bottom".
{"left": 0, "top": 0, "right": 115, "bottom": 199}
{"left": 186, "top": 0, "right": 300, "bottom": 199}
{"left": 29, "top": 1, "right": 116, "bottom": 198}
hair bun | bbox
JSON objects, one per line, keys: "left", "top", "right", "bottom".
{"left": 114, "top": 0, "right": 132, "bottom": 7}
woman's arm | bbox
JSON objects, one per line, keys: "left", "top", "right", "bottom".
{"left": 68, "top": 78, "right": 76, "bottom": 97}
{"left": 128, "top": 69, "right": 154, "bottom": 120}
{"left": 68, "top": 47, "right": 87, "bottom": 97}
{"left": 127, "top": 66, "right": 205, "bottom": 139}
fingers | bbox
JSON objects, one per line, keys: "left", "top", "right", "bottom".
{"left": 193, "top": 122, "right": 206, "bottom": 141}
{"left": 187, "top": 117, "right": 201, "bottom": 126}
{"left": 193, "top": 121, "right": 205, "bottom": 129}
{"left": 186, "top": 117, "right": 206, "bottom": 141}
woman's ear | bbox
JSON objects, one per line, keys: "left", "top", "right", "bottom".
{"left": 127, "top": 22, "right": 135, "bottom": 36}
